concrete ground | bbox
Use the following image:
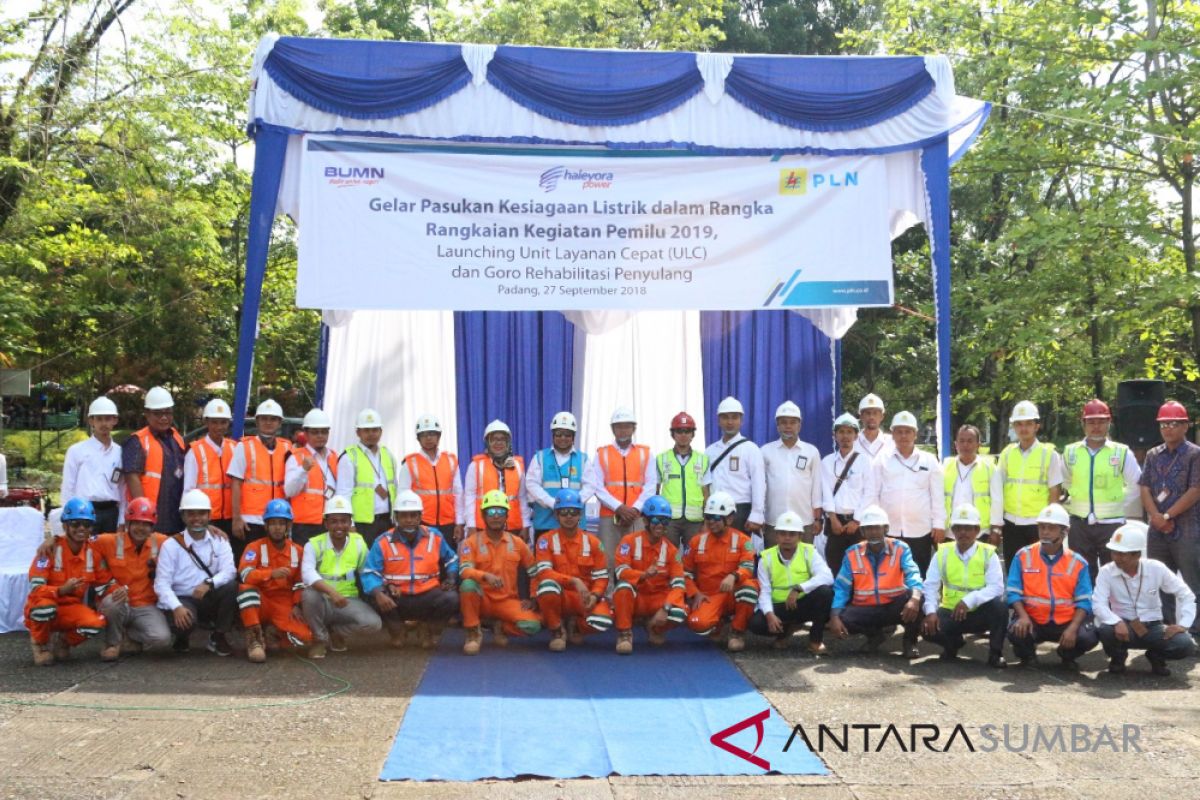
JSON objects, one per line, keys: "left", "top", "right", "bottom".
{"left": 0, "top": 628, "right": 1196, "bottom": 800}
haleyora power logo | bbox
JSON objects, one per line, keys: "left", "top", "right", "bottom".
{"left": 539, "top": 166, "right": 615, "bottom": 192}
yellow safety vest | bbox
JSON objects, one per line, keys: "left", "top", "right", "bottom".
{"left": 1001, "top": 441, "right": 1056, "bottom": 519}
{"left": 1062, "top": 442, "right": 1128, "bottom": 520}
{"left": 936, "top": 541, "right": 995, "bottom": 610}
{"left": 764, "top": 543, "right": 815, "bottom": 603}
{"left": 310, "top": 532, "right": 367, "bottom": 598}
{"left": 344, "top": 445, "right": 396, "bottom": 524}
{"left": 942, "top": 455, "right": 995, "bottom": 525}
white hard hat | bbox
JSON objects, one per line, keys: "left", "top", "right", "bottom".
{"left": 1035, "top": 503, "right": 1070, "bottom": 528}
{"left": 88, "top": 396, "right": 118, "bottom": 417}
{"left": 775, "top": 400, "right": 802, "bottom": 420}
{"left": 256, "top": 399, "right": 284, "bottom": 418}
{"left": 551, "top": 411, "right": 578, "bottom": 432}
{"left": 704, "top": 491, "right": 737, "bottom": 517}
{"left": 356, "top": 408, "right": 383, "bottom": 429}
{"left": 202, "top": 398, "right": 232, "bottom": 420}
{"left": 949, "top": 503, "right": 982, "bottom": 527}
{"left": 859, "top": 504, "right": 890, "bottom": 527}
{"left": 610, "top": 407, "right": 637, "bottom": 424}
{"left": 773, "top": 511, "right": 806, "bottom": 533}
{"left": 1011, "top": 400, "right": 1040, "bottom": 422}
{"left": 890, "top": 410, "right": 918, "bottom": 430}
{"left": 144, "top": 386, "right": 174, "bottom": 410}
{"left": 302, "top": 408, "right": 332, "bottom": 429}
{"left": 393, "top": 489, "right": 424, "bottom": 515}
{"left": 1107, "top": 521, "right": 1147, "bottom": 553}
{"left": 483, "top": 419, "right": 511, "bottom": 439}
{"left": 716, "top": 396, "right": 744, "bottom": 415}
{"left": 323, "top": 495, "right": 353, "bottom": 517}
{"left": 832, "top": 412, "right": 860, "bottom": 431}
{"left": 415, "top": 414, "right": 442, "bottom": 434}
{"left": 858, "top": 393, "right": 885, "bottom": 412}
{"left": 179, "top": 488, "right": 212, "bottom": 512}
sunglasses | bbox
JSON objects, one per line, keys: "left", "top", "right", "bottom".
{"left": 646, "top": 516, "right": 670, "bottom": 526}
{"left": 1159, "top": 421, "right": 1187, "bottom": 428}
{"left": 483, "top": 508, "right": 508, "bottom": 518}
{"left": 557, "top": 508, "right": 582, "bottom": 517}
{"left": 704, "top": 514, "right": 725, "bottom": 522}
{"left": 671, "top": 428, "right": 696, "bottom": 434}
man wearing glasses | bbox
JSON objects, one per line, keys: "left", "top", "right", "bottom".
{"left": 123, "top": 386, "right": 187, "bottom": 536}
{"left": 1139, "top": 401, "right": 1200, "bottom": 638}
{"left": 611, "top": 495, "right": 688, "bottom": 654}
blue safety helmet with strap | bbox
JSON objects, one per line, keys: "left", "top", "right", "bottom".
{"left": 554, "top": 488, "right": 584, "bottom": 511}
{"left": 641, "top": 494, "right": 671, "bottom": 519}
{"left": 263, "top": 498, "right": 294, "bottom": 521}
{"left": 61, "top": 497, "right": 97, "bottom": 523}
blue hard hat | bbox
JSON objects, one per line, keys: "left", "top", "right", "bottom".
{"left": 641, "top": 495, "right": 672, "bottom": 519}
{"left": 554, "top": 488, "right": 584, "bottom": 512}
{"left": 61, "top": 497, "right": 97, "bottom": 523}
{"left": 263, "top": 498, "right": 294, "bottom": 521}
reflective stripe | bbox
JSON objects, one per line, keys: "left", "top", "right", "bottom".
{"left": 536, "top": 580, "right": 562, "bottom": 596}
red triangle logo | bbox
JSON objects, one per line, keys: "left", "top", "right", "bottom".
{"left": 710, "top": 709, "right": 771, "bottom": 771}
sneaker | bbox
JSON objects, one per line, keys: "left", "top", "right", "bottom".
{"left": 548, "top": 627, "right": 567, "bottom": 652}
{"left": 1059, "top": 658, "right": 1080, "bottom": 672}
{"left": 1107, "top": 656, "right": 1127, "bottom": 675}
{"left": 807, "top": 640, "right": 828, "bottom": 656}
{"left": 329, "top": 632, "right": 348, "bottom": 652}
{"left": 939, "top": 649, "right": 961, "bottom": 662}
{"left": 901, "top": 639, "right": 921, "bottom": 659}
{"left": 1148, "top": 657, "right": 1171, "bottom": 677}
{"left": 206, "top": 632, "right": 233, "bottom": 657}
{"left": 389, "top": 629, "right": 407, "bottom": 648}
{"left": 988, "top": 652, "right": 1008, "bottom": 669}
{"left": 51, "top": 634, "right": 70, "bottom": 661}
{"left": 1017, "top": 653, "right": 1039, "bottom": 667}
{"left": 727, "top": 633, "right": 745, "bottom": 652}
{"left": 861, "top": 630, "right": 886, "bottom": 654}
{"left": 463, "top": 627, "right": 482, "bottom": 656}
{"left": 172, "top": 632, "right": 190, "bottom": 653}
{"left": 615, "top": 630, "right": 633, "bottom": 655}
{"left": 417, "top": 623, "right": 437, "bottom": 649}
{"left": 100, "top": 645, "right": 120, "bottom": 662}
{"left": 773, "top": 636, "right": 791, "bottom": 651}
{"left": 31, "top": 640, "right": 54, "bottom": 667}
{"left": 491, "top": 621, "right": 509, "bottom": 648}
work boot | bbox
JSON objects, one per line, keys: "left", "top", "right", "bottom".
{"left": 491, "top": 621, "right": 509, "bottom": 647}
{"left": 389, "top": 626, "right": 407, "bottom": 648}
{"left": 988, "top": 652, "right": 1008, "bottom": 669}
{"left": 172, "top": 632, "right": 190, "bottom": 653}
{"left": 51, "top": 634, "right": 70, "bottom": 662}
{"left": 707, "top": 622, "right": 729, "bottom": 645}
{"left": 727, "top": 632, "right": 746, "bottom": 652}
{"left": 646, "top": 619, "right": 667, "bottom": 646}
{"left": 31, "top": 640, "right": 54, "bottom": 667}
{"left": 100, "top": 644, "right": 120, "bottom": 662}
{"left": 568, "top": 620, "right": 585, "bottom": 646}
{"left": 548, "top": 627, "right": 567, "bottom": 652}
{"left": 245, "top": 625, "right": 267, "bottom": 664}
{"left": 615, "top": 630, "right": 634, "bottom": 655}
{"left": 417, "top": 623, "right": 437, "bottom": 649}
{"left": 308, "top": 642, "right": 327, "bottom": 660}
{"left": 263, "top": 625, "right": 282, "bottom": 653}
{"left": 329, "top": 631, "right": 348, "bottom": 652}
{"left": 463, "top": 627, "right": 483, "bottom": 656}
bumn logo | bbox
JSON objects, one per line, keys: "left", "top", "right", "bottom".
{"left": 710, "top": 709, "right": 771, "bottom": 770}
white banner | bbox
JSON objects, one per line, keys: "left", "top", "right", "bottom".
{"left": 297, "top": 138, "right": 894, "bottom": 310}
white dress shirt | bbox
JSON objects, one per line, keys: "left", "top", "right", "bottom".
{"left": 922, "top": 542, "right": 1005, "bottom": 615}
{"left": 0, "top": 452, "right": 6, "bottom": 498}
{"left": 994, "top": 444, "right": 1066, "bottom": 525}
{"left": 755, "top": 546, "right": 834, "bottom": 614}
{"left": 1061, "top": 439, "right": 1143, "bottom": 524}
{"left": 526, "top": 447, "right": 597, "bottom": 511}
{"left": 183, "top": 435, "right": 230, "bottom": 494}
{"left": 1092, "top": 559, "right": 1196, "bottom": 629}
{"left": 762, "top": 438, "right": 823, "bottom": 525}
{"left": 584, "top": 442, "right": 655, "bottom": 513}
{"left": 154, "top": 531, "right": 236, "bottom": 611}
{"left": 853, "top": 430, "right": 894, "bottom": 462}
{"left": 397, "top": 449, "right": 465, "bottom": 525}
{"left": 944, "top": 456, "right": 1005, "bottom": 528}
{"left": 704, "top": 434, "right": 766, "bottom": 525}
{"left": 821, "top": 448, "right": 876, "bottom": 520}
{"left": 61, "top": 435, "right": 124, "bottom": 505}
{"left": 334, "top": 444, "right": 398, "bottom": 516}
{"left": 872, "top": 449, "right": 945, "bottom": 538}
{"left": 284, "top": 445, "right": 338, "bottom": 499}
{"left": 462, "top": 456, "right": 531, "bottom": 528}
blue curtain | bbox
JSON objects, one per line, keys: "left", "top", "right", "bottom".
{"left": 700, "top": 311, "right": 834, "bottom": 456}
{"left": 453, "top": 311, "right": 575, "bottom": 470}
{"left": 922, "top": 137, "right": 952, "bottom": 457}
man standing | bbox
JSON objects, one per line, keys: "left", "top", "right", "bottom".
{"left": 154, "top": 490, "right": 238, "bottom": 656}
{"left": 236, "top": 499, "right": 312, "bottom": 663}
{"left": 183, "top": 399, "right": 235, "bottom": 535}
{"left": 398, "top": 414, "right": 463, "bottom": 545}
{"left": 821, "top": 413, "right": 875, "bottom": 575}
{"left": 853, "top": 394, "right": 893, "bottom": 462}
{"left": 654, "top": 411, "right": 710, "bottom": 547}
{"left": 123, "top": 386, "right": 186, "bottom": 537}
{"left": 336, "top": 408, "right": 398, "bottom": 547}
{"left": 459, "top": 490, "right": 543, "bottom": 656}
{"left": 750, "top": 511, "right": 834, "bottom": 654}
{"left": 93, "top": 497, "right": 173, "bottom": 660}
{"left": 284, "top": 408, "right": 339, "bottom": 546}
{"left": 587, "top": 407, "right": 653, "bottom": 573}
{"left": 1138, "top": 400, "right": 1200, "bottom": 638}
{"left": 62, "top": 396, "right": 124, "bottom": 534}
{"left": 704, "top": 397, "right": 765, "bottom": 545}
{"left": 1062, "top": 400, "right": 1141, "bottom": 581}
{"left": 995, "top": 401, "right": 1064, "bottom": 572}
{"left": 463, "top": 419, "right": 530, "bottom": 540}
{"left": 942, "top": 424, "right": 1002, "bottom": 543}
{"left": 534, "top": 489, "right": 613, "bottom": 651}
{"left": 1093, "top": 521, "right": 1196, "bottom": 676}
{"left": 871, "top": 411, "right": 944, "bottom": 576}
{"left": 682, "top": 492, "right": 758, "bottom": 652}
{"left": 227, "top": 399, "right": 292, "bottom": 559}
{"left": 527, "top": 411, "right": 593, "bottom": 538}
{"left": 362, "top": 490, "right": 459, "bottom": 649}
{"left": 301, "top": 495, "right": 382, "bottom": 659}
{"left": 1005, "top": 503, "right": 1098, "bottom": 669}
{"left": 921, "top": 504, "right": 1008, "bottom": 668}
{"left": 762, "top": 401, "right": 823, "bottom": 548}
{"left": 612, "top": 495, "right": 688, "bottom": 655}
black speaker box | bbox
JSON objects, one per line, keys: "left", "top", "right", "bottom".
{"left": 1115, "top": 379, "right": 1165, "bottom": 448}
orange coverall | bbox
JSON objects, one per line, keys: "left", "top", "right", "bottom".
{"left": 612, "top": 531, "right": 687, "bottom": 631}
{"left": 682, "top": 528, "right": 759, "bottom": 635}
{"left": 458, "top": 532, "right": 543, "bottom": 636}
{"left": 238, "top": 539, "right": 312, "bottom": 646}
{"left": 25, "top": 541, "right": 107, "bottom": 646}
{"left": 533, "top": 529, "right": 613, "bottom": 635}
{"left": 94, "top": 532, "right": 168, "bottom": 607}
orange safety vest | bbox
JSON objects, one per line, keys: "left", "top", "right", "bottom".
{"left": 472, "top": 454, "right": 525, "bottom": 529}
{"left": 290, "top": 446, "right": 339, "bottom": 525}
{"left": 190, "top": 438, "right": 234, "bottom": 519}
{"left": 597, "top": 444, "right": 650, "bottom": 517}
{"left": 379, "top": 529, "right": 445, "bottom": 595}
{"left": 96, "top": 532, "right": 166, "bottom": 608}
{"left": 847, "top": 541, "right": 909, "bottom": 606}
{"left": 1017, "top": 544, "right": 1085, "bottom": 625}
{"left": 239, "top": 436, "right": 291, "bottom": 517}
{"left": 405, "top": 451, "right": 458, "bottom": 526}
{"left": 128, "top": 427, "right": 186, "bottom": 505}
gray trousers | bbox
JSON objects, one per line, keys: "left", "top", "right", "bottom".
{"left": 300, "top": 589, "right": 382, "bottom": 644}
{"left": 598, "top": 516, "right": 644, "bottom": 575}
{"left": 98, "top": 597, "right": 173, "bottom": 651}
{"left": 665, "top": 518, "right": 702, "bottom": 550}
{"left": 1148, "top": 530, "right": 1200, "bottom": 634}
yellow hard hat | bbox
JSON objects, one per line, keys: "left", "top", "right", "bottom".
{"left": 481, "top": 490, "right": 509, "bottom": 511}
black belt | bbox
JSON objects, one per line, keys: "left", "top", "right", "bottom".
{"left": 91, "top": 500, "right": 119, "bottom": 509}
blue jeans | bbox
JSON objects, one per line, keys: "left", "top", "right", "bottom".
{"left": 1097, "top": 620, "right": 1196, "bottom": 662}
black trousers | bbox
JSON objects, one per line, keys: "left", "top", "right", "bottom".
{"left": 923, "top": 598, "right": 1009, "bottom": 655}
{"left": 823, "top": 514, "right": 862, "bottom": 574}
{"left": 731, "top": 503, "right": 752, "bottom": 533}
{"left": 374, "top": 589, "right": 459, "bottom": 631}
{"left": 231, "top": 523, "right": 266, "bottom": 563}
{"left": 896, "top": 534, "right": 933, "bottom": 577}
{"left": 1097, "top": 621, "right": 1197, "bottom": 662}
{"left": 1001, "top": 522, "right": 1038, "bottom": 573}
{"left": 1007, "top": 616, "right": 1099, "bottom": 661}
{"left": 92, "top": 501, "right": 120, "bottom": 535}
{"left": 291, "top": 523, "right": 324, "bottom": 547}
{"left": 749, "top": 585, "right": 834, "bottom": 643}
{"left": 1068, "top": 516, "right": 1120, "bottom": 583}
{"left": 171, "top": 581, "right": 238, "bottom": 634}
{"left": 356, "top": 513, "right": 392, "bottom": 548}
{"left": 838, "top": 591, "right": 919, "bottom": 642}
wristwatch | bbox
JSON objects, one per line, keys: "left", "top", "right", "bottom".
{"left": 204, "top": 578, "right": 215, "bottom": 587}
{"left": 1163, "top": 512, "right": 1172, "bottom": 522}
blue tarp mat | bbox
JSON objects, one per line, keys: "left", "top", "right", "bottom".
{"left": 380, "top": 629, "right": 826, "bottom": 781}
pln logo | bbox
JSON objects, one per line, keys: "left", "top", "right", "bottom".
{"left": 779, "top": 168, "right": 807, "bottom": 195}
{"left": 324, "top": 165, "right": 384, "bottom": 187}
{"left": 539, "top": 165, "right": 614, "bottom": 192}
{"left": 779, "top": 167, "right": 859, "bottom": 195}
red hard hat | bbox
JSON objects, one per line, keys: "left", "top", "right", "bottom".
{"left": 670, "top": 412, "right": 696, "bottom": 430}
{"left": 126, "top": 497, "right": 157, "bottom": 525}
{"left": 1081, "top": 399, "right": 1111, "bottom": 419}
{"left": 1157, "top": 400, "right": 1190, "bottom": 422}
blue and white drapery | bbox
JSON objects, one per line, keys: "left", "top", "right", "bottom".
{"left": 241, "top": 36, "right": 990, "bottom": 457}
